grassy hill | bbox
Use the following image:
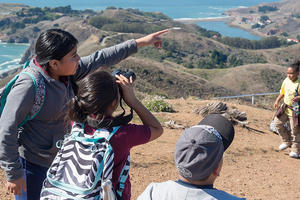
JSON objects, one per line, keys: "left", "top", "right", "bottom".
{"left": 187, "top": 63, "right": 286, "bottom": 94}
{"left": 0, "top": 4, "right": 298, "bottom": 98}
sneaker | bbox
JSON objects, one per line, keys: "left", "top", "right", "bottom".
{"left": 278, "top": 143, "right": 289, "bottom": 151}
{"left": 289, "top": 151, "right": 299, "bottom": 158}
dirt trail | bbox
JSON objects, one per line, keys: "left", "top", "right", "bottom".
{"left": 0, "top": 99, "right": 299, "bottom": 200}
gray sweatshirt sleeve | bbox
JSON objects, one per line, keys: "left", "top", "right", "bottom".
{"left": 74, "top": 39, "right": 138, "bottom": 81}
{"left": 0, "top": 74, "right": 34, "bottom": 181}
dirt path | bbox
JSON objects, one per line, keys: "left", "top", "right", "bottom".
{"left": 0, "top": 99, "right": 299, "bottom": 200}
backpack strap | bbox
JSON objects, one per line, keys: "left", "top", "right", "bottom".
{"left": 0, "top": 61, "right": 31, "bottom": 115}
{"left": 105, "top": 126, "right": 130, "bottom": 198}
{"left": 296, "top": 83, "right": 300, "bottom": 96}
{"left": 18, "top": 61, "right": 46, "bottom": 127}
{"left": 71, "top": 123, "right": 121, "bottom": 141}
{"left": 116, "top": 155, "right": 130, "bottom": 198}
{"left": 0, "top": 61, "right": 46, "bottom": 128}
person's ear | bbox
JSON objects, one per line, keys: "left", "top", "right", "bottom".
{"left": 212, "top": 166, "right": 220, "bottom": 176}
{"left": 212, "top": 158, "right": 223, "bottom": 177}
{"left": 49, "top": 60, "right": 59, "bottom": 70}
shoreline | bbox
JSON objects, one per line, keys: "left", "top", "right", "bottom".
{"left": 175, "top": 16, "right": 264, "bottom": 39}
{"left": 0, "top": 42, "right": 30, "bottom": 45}
{"left": 225, "top": 20, "right": 266, "bottom": 38}
{"left": 174, "top": 16, "right": 232, "bottom": 23}
{"left": 0, "top": 42, "right": 29, "bottom": 75}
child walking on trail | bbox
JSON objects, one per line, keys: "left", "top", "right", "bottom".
{"left": 62, "top": 70, "right": 163, "bottom": 199}
{"left": 0, "top": 28, "right": 167, "bottom": 200}
{"left": 274, "top": 61, "right": 300, "bottom": 158}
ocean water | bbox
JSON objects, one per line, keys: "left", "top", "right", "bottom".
{"left": 0, "top": 0, "right": 281, "bottom": 19}
{"left": 0, "top": 0, "right": 281, "bottom": 73}
{"left": 0, "top": 43, "right": 29, "bottom": 74}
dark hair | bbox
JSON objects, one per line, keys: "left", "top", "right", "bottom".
{"left": 68, "top": 70, "right": 134, "bottom": 130}
{"left": 35, "top": 29, "right": 78, "bottom": 68}
{"left": 68, "top": 70, "right": 119, "bottom": 123}
{"left": 289, "top": 60, "right": 300, "bottom": 72}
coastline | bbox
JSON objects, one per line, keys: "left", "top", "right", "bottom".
{"left": 0, "top": 0, "right": 284, "bottom": 76}
{"left": 0, "top": 42, "right": 29, "bottom": 75}
{"left": 0, "top": 42, "right": 30, "bottom": 45}
{"left": 223, "top": 0, "right": 291, "bottom": 39}
{"left": 175, "top": 15, "right": 264, "bottom": 39}
{"left": 224, "top": 19, "right": 266, "bottom": 38}
{"left": 174, "top": 16, "right": 232, "bottom": 23}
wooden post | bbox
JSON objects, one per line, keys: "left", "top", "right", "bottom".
{"left": 252, "top": 95, "right": 255, "bottom": 105}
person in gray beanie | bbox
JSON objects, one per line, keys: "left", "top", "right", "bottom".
{"left": 138, "top": 114, "right": 246, "bottom": 200}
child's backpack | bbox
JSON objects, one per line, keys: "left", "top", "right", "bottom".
{"left": 40, "top": 122, "right": 130, "bottom": 200}
{"left": 0, "top": 61, "right": 46, "bottom": 127}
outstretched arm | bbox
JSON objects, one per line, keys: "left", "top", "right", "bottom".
{"left": 74, "top": 29, "right": 168, "bottom": 81}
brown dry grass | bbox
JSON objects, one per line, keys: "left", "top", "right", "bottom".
{"left": 129, "top": 99, "right": 300, "bottom": 200}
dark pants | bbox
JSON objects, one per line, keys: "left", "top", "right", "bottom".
{"left": 15, "top": 157, "right": 48, "bottom": 200}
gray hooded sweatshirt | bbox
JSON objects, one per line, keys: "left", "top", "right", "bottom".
{"left": 0, "top": 39, "right": 137, "bottom": 181}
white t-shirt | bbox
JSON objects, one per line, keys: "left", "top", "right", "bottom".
{"left": 138, "top": 180, "right": 246, "bottom": 200}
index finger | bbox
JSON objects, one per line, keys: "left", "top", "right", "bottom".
{"left": 152, "top": 29, "right": 169, "bottom": 37}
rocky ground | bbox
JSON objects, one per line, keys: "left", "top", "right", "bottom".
{"left": 0, "top": 98, "right": 299, "bottom": 199}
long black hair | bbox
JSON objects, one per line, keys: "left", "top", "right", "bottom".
{"left": 68, "top": 70, "right": 133, "bottom": 130}
{"left": 35, "top": 29, "right": 78, "bottom": 69}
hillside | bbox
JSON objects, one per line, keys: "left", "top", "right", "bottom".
{"left": 187, "top": 63, "right": 286, "bottom": 94}
{"left": 0, "top": 3, "right": 299, "bottom": 97}
{"left": 0, "top": 99, "right": 299, "bottom": 200}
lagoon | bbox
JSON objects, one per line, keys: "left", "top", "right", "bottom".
{"left": 195, "top": 21, "right": 261, "bottom": 40}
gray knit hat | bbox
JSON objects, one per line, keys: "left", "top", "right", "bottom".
{"left": 174, "top": 114, "right": 234, "bottom": 181}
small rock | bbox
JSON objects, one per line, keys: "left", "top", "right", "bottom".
{"left": 163, "top": 120, "right": 186, "bottom": 129}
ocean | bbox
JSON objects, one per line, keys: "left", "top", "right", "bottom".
{"left": 0, "top": 0, "right": 281, "bottom": 74}
{"left": 0, "top": 43, "right": 29, "bottom": 74}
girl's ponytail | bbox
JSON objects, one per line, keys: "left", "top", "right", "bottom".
{"left": 66, "top": 71, "right": 119, "bottom": 125}
{"left": 67, "top": 96, "right": 87, "bottom": 123}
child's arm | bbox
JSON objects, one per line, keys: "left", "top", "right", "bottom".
{"left": 74, "top": 30, "right": 168, "bottom": 81}
{"left": 292, "top": 96, "right": 300, "bottom": 102}
{"left": 274, "top": 93, "right": 284, "bottom": 109}
{"left": 274, "top": 80, "right": 286, "bottom": 109}
{"left": 116, "top": 75, "right": 163, "bottom": 142}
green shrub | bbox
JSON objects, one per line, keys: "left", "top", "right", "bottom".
{"left": 258, "top": 6, "right": 278, "bottom": 13}
{"left": 144, "top": 98, "right": 175, "bottom": 112}
{"left": 89, "top": 16, "right": 120, "bottom": 29}
{"left": 101, "top": 22, "right": 166, "bottom": 34}
{"left": 106, "top": 6, "right": 117, "bottom": 10}
{"left": 218, "top": 36, "right": 289, "bottom": 50}
{"left": 260, "top": 15, "right": 270, "bottom": 22}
